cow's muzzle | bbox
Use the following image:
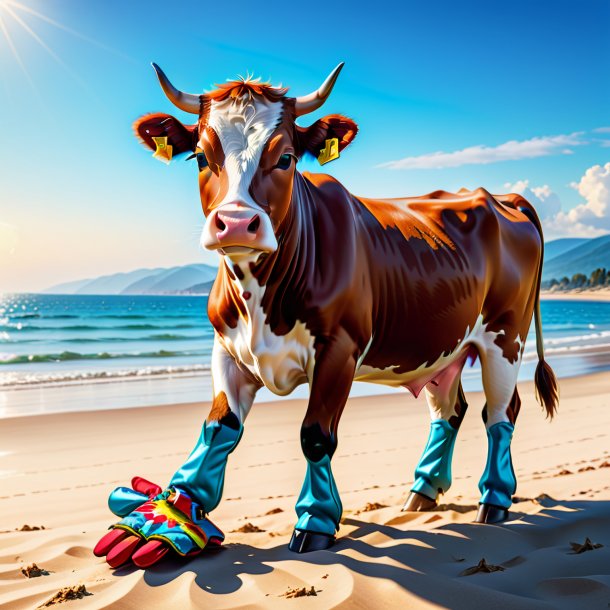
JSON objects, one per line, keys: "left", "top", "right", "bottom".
{"left": 201, "top": 203, "right": 277, "bottom": 255}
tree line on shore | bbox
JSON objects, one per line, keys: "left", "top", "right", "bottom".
{"left": 543, "top": 268, "right": 610, "bottom": 291}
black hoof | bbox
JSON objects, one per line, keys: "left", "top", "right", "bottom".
{"left": 402, "top": 491, "right": 437, "bottom": 512}
{"left": 288, "top": 529, "right": 335, "bottom": 553}
{"left": 475, "top": 503, "right": 509, "bottom": 524}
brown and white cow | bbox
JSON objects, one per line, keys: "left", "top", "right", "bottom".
{"left": 95, "top": 63, "right": 558, "bottom": 567}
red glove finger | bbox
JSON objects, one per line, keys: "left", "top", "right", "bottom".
{"left": 131, "top": 476, "right": 162, "bottom": 498}
{"left": 132, "top": 540, "right": 170, "bottom": 568}
{"left": 93, "top": 528, "right": 129, "bottom": 557}
{"left": 106, "top": 535, "right": 142, "bottom": 568}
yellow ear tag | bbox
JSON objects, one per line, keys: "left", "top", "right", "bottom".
{"left": 152, "top": 136, "right": 173, "bottom": 164}
{"left": 317, "top": 137, "right": 340, "bottom": 166}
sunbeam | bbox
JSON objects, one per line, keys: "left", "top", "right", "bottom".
{"left": 0, "top": 11, "right": 38, "bottom": 94}
{"left": 4, "top": 0, "right": 134, "bottom": 61}
{"left": 3, "top": 2, "right": 88, "bottom": 88}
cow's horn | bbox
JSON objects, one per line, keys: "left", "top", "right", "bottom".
{"left": 151, "top": 63, "right": 201, "bottom": 114}
{"left": 294, "top": 62, "right": 344, "bottom": 117}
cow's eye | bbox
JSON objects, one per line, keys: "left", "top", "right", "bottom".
{"left": 196, "top": 152, "right": 209, "bottom": 171}
{"left": 275, "top": 153, "right": 293, "bottom": 170}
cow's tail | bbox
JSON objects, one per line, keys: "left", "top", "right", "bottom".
{"left": 533, "top": 295, "right": 559, "bottom": 419}
{"left": 520, "top": 204, "right": 559, "bottom": 419}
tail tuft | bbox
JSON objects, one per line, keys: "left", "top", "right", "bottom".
{"left": 534, "top": 359, "right": 558, "bottom": 419}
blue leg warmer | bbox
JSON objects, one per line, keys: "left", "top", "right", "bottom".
{"left": 169, "top": 420, "right": 243, "bottom": 513}
{"left": 411, "top": 419, "right": 458, "bottom": 500}
{"left": 478, "top": 421, "right": 516, "bottom": 508}
{"left": 295, "top": 455, "right": 342, "bottom": 536}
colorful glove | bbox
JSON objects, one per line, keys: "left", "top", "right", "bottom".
{"left": 94, "top": 476, "right": 224, "bottom": 568}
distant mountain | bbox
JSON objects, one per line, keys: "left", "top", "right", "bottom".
{"left": 44, "top": 263, "right": 218, "bottom": 295}
{"left": 44, "top": 277, "right": 94, "bottom": 294}
{"left": 543, "top": 235, "right": 610, "bottom": 281}
{"left": 80, "top": 268, "right": 164, "bottom": 295}
{"left": 544, "top": 238, "right": 589, "bottom": 262}
{"left": 176, "top": 280, "right": 216, "bottom": 295}
{"left": 43, "top": 235, "right": 610, "bottom": 295}
{"left": 121, "top": 264, "right": 217, "bottom": 294}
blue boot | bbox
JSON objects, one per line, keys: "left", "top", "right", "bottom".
{"left": 409, "top": 419, "right": 457, "bottom": 504}
{"left": 169, "top": 419, "right": 243, "bottom": 513}
{"left": 294, "top": 454, "right": 342, "bottom": 535}
{"left": 477, "top": 421, "right": 516, "bottom": 518}
{"left": 289, "top": 454, "right": 342, "bottom": 552}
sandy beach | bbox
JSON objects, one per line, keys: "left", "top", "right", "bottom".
{"left": 1, "top": 372, "right": 610, "bottom": 609}
{"left": 542, "top": 290, "right": 610, "bottom": 303}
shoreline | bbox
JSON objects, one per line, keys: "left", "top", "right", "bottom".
{"left": 4, "top": 337, "right": 610, "bottom": 418}
{"left": 1, "top": 367, "right": 609, "bottom": 426}
{"left": 2, "top": 294, "right": 610, "bottom": 418}
{"left": 541, "top": 289, "right": 610, "bottom": 302}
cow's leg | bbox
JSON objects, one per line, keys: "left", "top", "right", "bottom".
{"left": 404, "top": 365, "right": 468, "bottom": 511}
{"left": 289, "top": 330, "right": 357, "bottom": 554}
{"left": 168, "top": 337, "right": 260, "bottom": 512}
{"left": 96, "top": 337, "right": 260, "bottom": 567}
{"left": 476, "top": 338, "right": 522, "bottom": 524}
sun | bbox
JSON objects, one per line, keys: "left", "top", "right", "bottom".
{"left": 0, "top": 0, "right": 125, "bottom": 94}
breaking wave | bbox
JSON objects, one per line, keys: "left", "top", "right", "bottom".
{"left": 0, "top": 363, "right": 212, "bottom": 388}
{"left": 0, "top": 349, "right": 207, "bottom": 365}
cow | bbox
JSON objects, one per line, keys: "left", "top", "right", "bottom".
{"left": 94, "top": 63, "right": 558, "bottom": 568}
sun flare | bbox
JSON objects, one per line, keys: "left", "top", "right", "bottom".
{"left": 0, "top": 0, "right": 125, "bottom": 94}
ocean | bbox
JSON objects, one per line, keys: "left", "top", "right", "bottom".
{"left": 2, "top": 293, "right": 610, "bottom": 417}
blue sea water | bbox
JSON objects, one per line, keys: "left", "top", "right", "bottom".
{"left": 0, "top": 294, "right": 213, "bottom": 383}
{"left": 2, "top": 293, "right": 610, "bottom": 417}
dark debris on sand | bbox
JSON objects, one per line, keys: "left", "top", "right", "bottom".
{"left": 17, "top": 525, "right": 46, "bottom": 531}
{"left": 356, "top": 502, "right": 388, "bottom": 514}
{"left": 569, "top": 537, "right": 603, "bottom": 554}
{"left": 40, "top": 584, "right": 92, "bottom": 606}
{"left": 265, "top": 508, "right": 284, "bottom": 515}
{"left": 283, "top": 586, "right": 318, "bottom": 598}
{"left": 459, "top": 558, "right": 505, "bottom": 576}
{"left": 21, "top": 563, "right": 50, "bottom": 578}
{"left": 231, "top": 522, "right": 265, "bottom": 533}
{"left": 512, "top": 493, "right": 555, "bottom": 506}
{"left": 434, "top": 503, "right": 478, "bottom": 513}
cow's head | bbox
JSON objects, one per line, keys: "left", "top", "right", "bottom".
{"left": 134, "top": 64, "right": 357, "bottom": 263}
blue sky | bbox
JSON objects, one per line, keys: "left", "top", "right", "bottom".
{"left": 1, "top": 0, "right": 609, "bottom": 292}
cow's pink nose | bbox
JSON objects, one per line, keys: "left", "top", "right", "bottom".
{"left": 214, "top": 211, "right": 261, "bottom": 245}
{"left": 202, "top": 204, "right": 277, "bottom": 253}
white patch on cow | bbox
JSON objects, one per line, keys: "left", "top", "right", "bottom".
{"left": 211, "top": 337, "right": 259, "bottom": 423}
{"left": 354, "top": 315, "right": 524, "bottom": 427}
{"left": 217, "top": 263, "right": 316, "bottom": 396}
{"left": 205, "top": 95, "right": 283, "bottom": 212}
{"left": 356, "top": 335, "right": 374, "bottom": 369}
{"left": 355, "top": 316, "right": 485, "bottom": 389}
{"left": 424, "top": 368, "right": 462, "bottom": 421}
{"left": 471, "top": 324, "right": 523, "bottom": 428}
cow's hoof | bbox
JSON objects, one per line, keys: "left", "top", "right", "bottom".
{"left": 288, "top": 530, "right": 335, "bottom": 553}
{"left": 402, "top": 491, "right": 437, "bottom": 512}
{"left": 475, "top": 503, "right": 509, "bottom": 524}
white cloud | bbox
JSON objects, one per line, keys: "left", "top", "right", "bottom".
{"left": 378, "top": 132, "right": 585, "bottom": 170}
{"left": 503, "top": 180, "right": 561, "bottom": 220}
{"left": 507, "top": 163, "right": 610, "bottom": 239}
{"left": 542, "top": 214, "right": 607, "bottom": 239}
{"left": 565, "top": 162, "right": 610, "bottom": 224}
{"left": 593, "top": 127, "right": 610, "bottom": 134}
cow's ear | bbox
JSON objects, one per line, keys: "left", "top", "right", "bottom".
{"left": 133, "top": 113, "right": 198, "bottom": 162}
{"left": 297, "top": 114, "right": 358, "bottom": 164}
